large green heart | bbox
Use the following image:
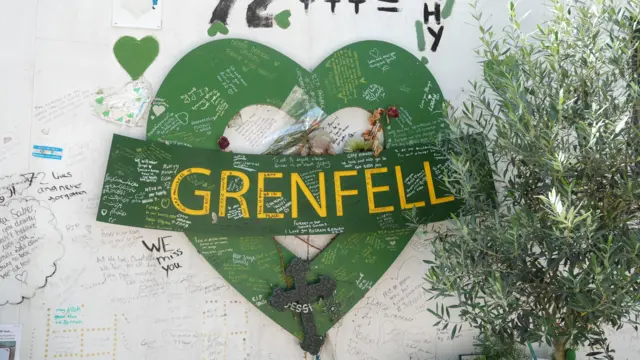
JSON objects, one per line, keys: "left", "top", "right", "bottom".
{"left": 147, "top": 39, "right": 444, "bottom": 341}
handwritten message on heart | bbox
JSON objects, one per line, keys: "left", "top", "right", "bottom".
{"left": 97, "top": 40, "right": 484, "bottom": 348}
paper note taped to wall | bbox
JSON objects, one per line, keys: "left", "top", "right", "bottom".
{"left": 93, "top": 79, "right": 153, "bottom": 127}
{"left": 112, "top": 0, "right": 162, "bottom": 29}
{"left": 0, "top": 198, "right": 64, "bottom": 305}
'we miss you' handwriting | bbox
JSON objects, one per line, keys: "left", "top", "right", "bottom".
{"left": 142, "top": 235, "right": 184, "bottom": 277}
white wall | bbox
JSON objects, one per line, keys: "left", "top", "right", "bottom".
{"left": 0, "top": 0, "right": 638, "bottom": 359}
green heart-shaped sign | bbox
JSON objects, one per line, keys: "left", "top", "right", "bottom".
{"left": 147, "top": 39, "right": 445, "bottom": 341}
{"left": 189, "top": 230, "right": 415, "bottom": 341}
{"left": 113, "top": 36, "right": 159, "bottom": 80}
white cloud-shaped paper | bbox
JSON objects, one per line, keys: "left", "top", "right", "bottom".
{"left": 0, "top": 197, "right": 64, "bottom": 305}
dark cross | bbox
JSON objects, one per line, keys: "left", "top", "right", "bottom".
{"left": 300, "top": 0, "right": 315, "bottom": 12}
{"left": 325, "top": 0, "right": 340, "bottom": 14}
{"left": 348, "top": 0, "right": 365, "bottom": 14}
{"left": 269, "top": 257, "right": 337, "bottom": 355}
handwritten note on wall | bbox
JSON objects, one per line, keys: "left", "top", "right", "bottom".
{"left": 0, "top": 198, "right": 64, "bottom": 304}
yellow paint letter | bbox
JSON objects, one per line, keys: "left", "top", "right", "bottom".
{"left": 257, "top": 172, "right": 284, "bottom": 219}
{"left": 364, "top": 168, "right": 394, "bottom": 214}
{"left": 171, "top": 167, "right": 212, "bottom": 215}
{"left": 424, "top": 161, "right": 454, "bottom": 205}
{"left": 334, "top": 170, "right": 359, "bottom": 217}
{"left": 291, "top": 172, "right": 327, "bottom": 218}
{"left": 219, "top": 171, "right": 250, "bottom": 218}
{"left": 394, "top": 166, "right": 426, "bottom": 210}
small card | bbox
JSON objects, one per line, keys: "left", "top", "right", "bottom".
{"left": 112, "top": 0, "right": 162, "bottom": 30}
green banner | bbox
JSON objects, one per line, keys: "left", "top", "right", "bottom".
{"left": 97, "top": 134, "right": 488, "bottom": 235}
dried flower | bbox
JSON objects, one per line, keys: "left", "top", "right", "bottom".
{"left": 218, "top": 136, "right": 230, "bottom": 150}
{"left": 369, "top": 108, "right": 385, "bottom": 125}
{"left": 387, "top": 106, "right": 399, "bottom": 118}
{"left": 362, "top": 129, "right": 373, "bottom": 140}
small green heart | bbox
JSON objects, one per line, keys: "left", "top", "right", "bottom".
{"left": 133, "top": 87, "right": 141, "bottom": 93}
{"left": 274, "top": 10, "right": 291, "bottom": 29}
{"left": 102, "top": 111, "right": 110, "bottom": 117}
{"left": 127, "top": 113, "right": 134, "bottom": 118}
{"left": 117, "top": 117, "right": 124, "bottom": 122}
{"left": 95, "top": 96, "right": 104, "bottom": 105}
{"left": 207, "top": 21, "right": 229, "bottom": 37}
{"left": 113, "top": 36, "right": 159, "bottom": 80}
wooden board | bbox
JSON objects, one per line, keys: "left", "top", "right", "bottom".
{"left": 147, "top": 39, "right": 446, "bottom": 149}
{"left": 97, "top": 134, "right": 477, "bottom": 235}
{"left": 96, "top": 39, "right": 492, "bottom": 342}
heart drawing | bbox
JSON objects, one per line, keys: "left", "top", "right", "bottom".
{"left": 15, "top": 271, "right": 28, "bottom": 285}
{"left": 142, "top": 39, "right": 446, "bottom": 341}
{"left": 152, "top": 105, "right": 166, "bottom": 116}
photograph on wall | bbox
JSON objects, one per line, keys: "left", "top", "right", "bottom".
{"left": 112, "top": 0, "right": 162, "bottom": 29}
{"left": 0, "top": 325, "right": 20, "bottom": 360}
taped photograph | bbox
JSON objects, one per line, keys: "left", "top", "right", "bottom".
{"left": 112, "top": 0, "right": 162, "bottom": 30}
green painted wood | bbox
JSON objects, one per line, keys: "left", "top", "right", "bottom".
{"left": 97, "top": 39, "right": 492, "bottom": 341}
{"left": 188, "top": 229, "right": 415, "bottom": 341}
{"left": 147, "top": 39, "right": 446, "bottom": 149}
{"left": 97, "top": 134, "right": 474, "bottom": 235}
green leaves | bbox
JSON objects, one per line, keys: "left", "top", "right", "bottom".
{"left": 425, "top": 0, "right": 640, "bottom": 357}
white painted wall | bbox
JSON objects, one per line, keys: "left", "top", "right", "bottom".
{"left": 0, "top": 0, "right": 638, "bottom": 359}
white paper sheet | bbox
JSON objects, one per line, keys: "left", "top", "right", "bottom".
{"left": 112, "top": 0, "right": 162, "bottom": 30}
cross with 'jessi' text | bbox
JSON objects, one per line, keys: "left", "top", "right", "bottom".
{"left": 269, "top": 257, "right": 337, "bottom": 355}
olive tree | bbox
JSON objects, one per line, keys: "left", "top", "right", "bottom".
{"left": 424, "top": 1, "right": 640, "bottom": 359}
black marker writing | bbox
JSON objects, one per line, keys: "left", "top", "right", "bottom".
{"left": 209, "top": 0, "right": 237, "bottom": 24}
{"left": 427, "top": 26, "right": 444, "bottom": 51}
{"left": 247, "top": 0, "right": 274, "bottom": 27}
{"left": 423, "top": 2, "right": 441, "bottom": 25}
{"left": 349, "top": 0, "right": 365, "bottom": 14}
{"left": 301, "top": 0, "right": 315, "bottom": 11}
{"left": 210, "top": 0, "right": 275, "bottom": 27}
{"left": 142, "top": 236, "right": 183, "bottom": 277}
{"left": 377, "top": 0, "right": 398, "bottom": 12}
{"left": 423, "top": 1, "right": 444, "bottom": 51}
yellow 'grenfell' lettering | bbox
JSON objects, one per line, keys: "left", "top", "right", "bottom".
{"left": 364, "top": 167, "right": 394, "bottom": 213}
{"left": 291, "top": 172, "right": 327, "bottom": 218}
{"left": 394, "top": 166, "right": 426, "bottom": 210}
{"left": 171, "top": 167, "right": 212, "bottom": 215}
{"left": 257, "top": 172, "right": 284, "bottom": 219}
{"left": 334, "top": 170, "right": 358, "bottom": 217}
{"left": 219, "top": 170, "right": 250, "bottom": 218}
{"left": 423, "top": 161, "right": 454, "bottom": 205}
